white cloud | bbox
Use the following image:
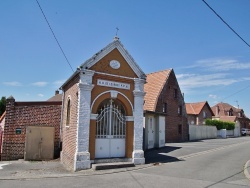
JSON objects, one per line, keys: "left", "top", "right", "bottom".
{"left": 31, "top": 82, "right": 48, "bottom": 87}
{"left": 176, "top": 74, "right": 196, "bottom": 79}
{"left": 209, "top": 94, "right": 218, "bottom": 99}
{"left": 241, "top": 77, "right": 250, "bottom": 81}
{"left": 186, "top": 58, "right": 250, "bottom": 72}
{"left": 37, "top": 94, "right": 44, "bottom": 97}
{"left": 3, "top": 81, "right": 22, "bottom": 86}
{"left": 177, "top": 73, "right": 237, "bottom": 90}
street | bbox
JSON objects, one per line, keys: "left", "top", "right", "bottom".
{"left": 1, "top": 137, "right": 250, "bottom": 188}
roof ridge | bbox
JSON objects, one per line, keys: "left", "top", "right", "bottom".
{"left": 80, "top": 39, "right": 146, "bottom": 79}
{"left": 190, "top": 104, "right": 196, "bottom": 114}
{"left": 146, "top": 68, "right": 173, "bottom": 75}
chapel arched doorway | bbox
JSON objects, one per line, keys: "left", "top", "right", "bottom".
{"left": 95, "top": 98, "right": 126, "bottom": 158}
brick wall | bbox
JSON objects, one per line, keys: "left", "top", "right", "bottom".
{"left": 61, "top": 74, "right": 79, "bottom": 171}
{"left": 187, "top": 105, "right": 213, "bottom": 125}
{"left": 187, "top": 114, "right": 196, "bottom": 125}
{"left": 238, "top": 118, "right": 250, "bottom": 130}
{"left": 196, "top": 105, "right": 213, "bottom": 125}
{"left": 1, "top": 97, "right": 62, "bottom": 161}
{"left": 155, "top": 70, "right": 188, "bottom": 142}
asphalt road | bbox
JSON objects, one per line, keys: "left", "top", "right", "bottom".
{"left": 1, "top": 137, "right": 250, "bottom": 188}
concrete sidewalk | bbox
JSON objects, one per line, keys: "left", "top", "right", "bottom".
{"left": 0, "top": 159, "right": 154, "bottom": 180}
{"left": 0, "top": 147, "right": 177, "bottom": 180}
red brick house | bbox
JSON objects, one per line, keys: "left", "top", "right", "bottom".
{"left": 0, "top": 93, "right": 62, "bottom": 161}
{"left": 211, "top": 102, "right": 250, "bottom": 130}
{"left": 144, "top": 69, "right": 188, "bottom": 144}
{"left": 186, "top": 101, "right": 214, "bottom": 125}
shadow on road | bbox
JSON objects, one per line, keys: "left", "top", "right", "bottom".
{"left": 145, "top": 146, "right": 182, "bottom": 164}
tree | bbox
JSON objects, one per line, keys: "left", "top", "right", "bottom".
{"left": 0, "top": 96, "right": 6, "bottom": 116}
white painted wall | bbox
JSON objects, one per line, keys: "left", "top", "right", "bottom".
{"left": 189, "top": 125, "right": 217, "bottom": 140}
{"left": 234, "top": 121, "right": 241, "bottom": 137}
{"left": 217, "top": 129, "right": 227, "bottom": 138}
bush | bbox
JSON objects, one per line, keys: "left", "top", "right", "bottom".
{"left": 205, "top": 119, "right": 235, "bottom": 130}
{"left": 225, "top": 122, "right": 235, "bottom": 130}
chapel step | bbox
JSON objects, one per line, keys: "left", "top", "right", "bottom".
{"left": 91, "top": 162, "right": 135, "bottom": 170}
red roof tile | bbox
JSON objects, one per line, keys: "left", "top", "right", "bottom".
{"left": 185, "top": 102, "right": 206, "bottom": 115}
{"left": 47, "top": 94, "right": 63, "bottom": 102}
{"left": 144, "top": 69, "right": 172, "bottom": 111}
{"left": 211, "top": 102, "right": 244, "bottom": 117}
{"left": 218, "top": 116, "right": 237, "bottom": 122}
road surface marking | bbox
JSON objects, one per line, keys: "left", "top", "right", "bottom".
{"left": 178, "top": 141, "right": 250, "bottom": 160}
{"left": 0, "top": 163, "right": 11, "bottom": 170}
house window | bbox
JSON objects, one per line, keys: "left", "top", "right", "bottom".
{"left": 66, "top": 98, "right": 71, "bottom": 126}
{"left": 163, "top": 103, "right": 167, "bottom": 113}
{"left": 228, "top": 109, "right": 233, "bottom": 116}
{"left": 203, "top": 111, "right": 207, "bottom": 118}
{"left": 178, "top": 106, "right": 182, "bottom": 115}
{"left": 238, "top": 112, "right": 243, "bottom": 117}
{"left": 178, "top": 124, "right": 182, "bottom": 134}
{"left": 174, "top": 89, "right": 178, "bottom": 98}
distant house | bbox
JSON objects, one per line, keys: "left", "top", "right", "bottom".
{"left": 0, "top": 92, "right": 62, "bottom": 161}
{"left": 211, "top": 102, "right": 250, "bottom": 130}
{"left": 186, "top": 101, "right": 214, "bottom": 125}
{"left": 144, "top": 69, "right": 188, "bottom": 145}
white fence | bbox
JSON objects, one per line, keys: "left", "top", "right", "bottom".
{"left": 190, "top": 123, "right": 241, "bottom": 140}
{"left": 189, "top": 125, "right": 217, "bottom": 141}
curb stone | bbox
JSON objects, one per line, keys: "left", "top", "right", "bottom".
{"left": 244, "top": 160, "right": 250, "bottom": 181}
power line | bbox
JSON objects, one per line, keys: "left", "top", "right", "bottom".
{"left": 202, "top": 0, "right": 250, "bottom": 49}
{"left": 35, "top": 0, "right": 74, "bottom": 72}
{"left": 202, "top": 1, "right": 250, "bottom": 103}
{"left": 221, "top": 84, "right": 250, "bottom": 101}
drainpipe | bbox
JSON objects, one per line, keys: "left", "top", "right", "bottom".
{"left": 59, "top": 89, "right": 65, "bottom": 152}
{"left": 216, "top": 106, "right": 219, "bottom": 117}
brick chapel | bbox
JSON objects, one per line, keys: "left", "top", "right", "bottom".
{"left": 60, "top": 37, "right": 146, "bottom": 171}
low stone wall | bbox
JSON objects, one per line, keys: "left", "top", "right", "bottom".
{"left": 189, "top": 125, "right": 217, "bottom": 141}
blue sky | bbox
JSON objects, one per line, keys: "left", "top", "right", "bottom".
{"left": 1, "top": 1, "right": 250, "bottom": 116}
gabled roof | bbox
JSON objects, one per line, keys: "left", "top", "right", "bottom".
{"left": 185, "top": 101, "right": 214, "bottom": 115}
{"left": 80, "top": 39, "right": 146, "bottom": 79}
{"left": 211, "top": 102, "right": 244, "bottom": 117}
{"left": 144, "top": 69, "right": 172, "bottom": 111}
{"left": 61, "top": 39, "right": 146, "bottom": 89}
{"left": 47, "top": 94, "right": 63, "bottom": 102}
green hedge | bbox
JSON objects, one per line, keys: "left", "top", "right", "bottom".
{"left": 205, "top": 119, "right": 235, "bottom": 130}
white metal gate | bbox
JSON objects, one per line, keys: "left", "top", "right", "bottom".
{"left": 95, "top": 99, "right": 126, "bottom": 158}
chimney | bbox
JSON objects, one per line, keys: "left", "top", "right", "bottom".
{"left": 55, "top": 90, "right": 59, "bottom": 95}
{"left": 216, "top": 105, "right": 219, "bottom": 116}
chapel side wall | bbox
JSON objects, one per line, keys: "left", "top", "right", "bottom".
{"left": 61, "top": 75, "right": 79, "bottom": 171}
{"left": 1, "top": 98, "right": 61, "bottom": 161}
{"left": 155, "top": 70, "right": 188, "bottom": 142}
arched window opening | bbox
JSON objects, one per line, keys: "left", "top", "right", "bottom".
{"left": 66, "top": 98, "right": 71, "bottom": 126}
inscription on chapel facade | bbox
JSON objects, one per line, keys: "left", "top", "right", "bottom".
{"left": 97, "top": 79, "right": 130, "bottom": 90}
